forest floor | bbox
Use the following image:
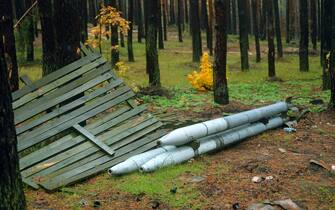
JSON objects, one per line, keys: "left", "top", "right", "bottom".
{"left": 19, "top": 28, "right": 335, "bottom": 209}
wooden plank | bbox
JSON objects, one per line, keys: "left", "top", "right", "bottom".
{"left": 41, "top": 121, "right": 163, "bottom": 179}
{"left": 73, "top": 124, "right": 115, "bottom": 156}
{"left": 39, "top": 131, "right": 165, "bottom": 190}
{"left": 12, "top": 53, "right": 101, "bottom": 101}
{"left": 16, "top": 79, "right": 123, "bottom": 135}
{"left": 13, "top": 57, "right": 106, "bottom": 109}
{"left": 22, "top": 177, "right": 40, "bottom": 189}
{"left": 15, "top": 65, "right": 112, "bottom": 123}
{"left": 22, "top": 114, "right": 155, "bottom": 177}
{"left": 19, "top": 106, "right": 132, "bottom": 170}
{"left": 18, "top": 90, "right": 134, "bottom": 151}
{"left": 20, "top": 75, "right": 33, "bottom": 85}
{"left": 80, "top": 42, "right": 92, "bottom": 56}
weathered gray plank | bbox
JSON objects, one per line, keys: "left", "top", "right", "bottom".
{"left": 73, "top": 124, "right": 115, "bottom": 156}
{"left": 39, "top": 131, "right": 165, "bottom": 190}
{"left": 15, "top": 64, "right": 112, "bottom": 124}
{"left": 13, "top": 57, "right": 106, "bottom": 109}
{"left": 22, "top": 114, "right": 155, "bottom": 177}
{"left": 16, "top": 80, "right": 123, "bottom": 135}
{"left": 12, "top": 53, "right": 101, "bottom": 100}
{"left": 80, "top": 42, "right": 92, "bottom": 56}
{"left": 18, "top": 89, "right": 134, "bottom": 151}
{"left": 19, "top": 106, "right": 132, "bottom": 170}
{"left": 20, "top": 75, "right": 33, "bottom": 85}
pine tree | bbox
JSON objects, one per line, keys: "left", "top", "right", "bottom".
{"left": 252, "top": 0, "right": 261, "bottom": 62}
{"left": 238, "top": 0, "right": 249, "bottom": 70}
{"left": 128, "top": 0, "right": 135, "bottom": 62}
{"left": 189, "top": 0, "right": 202, "bottom": 62}
{"left": 299, "top": 0, "right": 309, "bottom": 71}
{"left": 266, "top": 0, "right": 275, "bottom": 78}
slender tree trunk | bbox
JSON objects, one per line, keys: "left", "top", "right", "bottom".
{"left": 321, "top": 0, "right": 331, "bottom": 90}
{"left": 238, "top": 0, "right": 249, "bottom": 70}
{"left": 208, "top": 0, "right": 214, "bottom": 55}
{"left": 200, "top": 0, "right": 208, "bottom": 30}
{"left": 273, "top": 0, "right": 283, "bottom": 58}
{"left": 158, "top": 0, "right": 164, "bottom": 49}
{"left": 260, "top": 0, "right": 267, "bottom": 40}
{"left": 317, "top": 0, "right": 321, "bottom": 41}
{"left": 26, "top": 9, "right": 35, "bottom": 62}
{"left": 286, "top": 0, "right": 290, "bottom": 43}
{"left": 128, "top": 0, "right": 135, "bottom": 62}
{"left": 232, "top": 0, "right": 237, "bottom": 34}
{"left": 299, "top": 0, "right": 309, "bottom": 72}
{"left": 0, "top": 20, "right": 27, "bottom": 210}
{"left": 252, "top": 0, "right": 261, "bottom": 62}
{"left": 110, "top": 0, "right": 120, "bottom": 66}
{"left": 0, "top": 0, "right": 19, "bottom": 91}
{"left": 213, "top": 0, "right": 229, "bottom": 105}
{"left": 118, "top": 0, "right": 125, "bottom": 48}
{"left": 184, "top": 0, "right": 188, "bottom": 24}
{"left": 88, "top": 0, "right": 97, "bottom": 25}
{"left": 189, "top": 0, "right": 202, "bottom": 62}
{"left": 201, "top": 0, "right": 212, "bottom": 54}
{"left": 162, "top": 0, "right": 168, "bottom": 40}
{"left": 169, "top": 0, "right": 176, "bottom": 24}
{"left": 177, "top": 0, "right": 183, "bottom": 42}
{"left": 310, "top": 0, "right": 317, "bottom": 50}
{"left": 81, "top": 0, "right": 88, "bottom": 43}
{"left": 266, "top": 0, "right": 275, "bottom": 78}
{"left": 144, "top": 0, "right": 161, "bottom": 87}
{"left": 137, "top": 0, "right": 144, "bottom": 43}
{"left": 38, "top": 0, "right": 57, "bottom": 76}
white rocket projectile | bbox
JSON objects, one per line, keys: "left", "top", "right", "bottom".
{"left": 108, "top": 146, "right": 176, "bottom": 175}
{"left": 157, "top": 102, "right": 289, "bottom": 146}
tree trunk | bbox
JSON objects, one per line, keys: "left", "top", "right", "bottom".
{"left": 128, "top": 0, "right": 135, "bottom": 62}
{"left": 158, "top": 0, "right": 165, "bottom": 49}
{"left": 137, "top": 0, "right": 144, "bottom": 43}
{"left": 88, "top": 0, "right": 97, "bottom": 25}
{"left": 310, "top": 0, "right": 317, "bottom": 50}
{"left": 273, "top": 0, "right": 283, "bottom": 58}
{"left": 213, "top": 0, "right": 229, "bottom": 105}
{"left": 238, "top": 0, "right": 249, "bottom": 70}
{"left": 177, "top": 0, "right": 183, "bottom": 42}
{"left": 260, "top": 0, "right": 267, "bottom": 40}
{"left": 252, "top": 0, "right": 261, "bottom": 62}
{"left": 0, "top": 27, "right": 26, "bottom": 210}
{"left": 144, "top": 0, "right": 161, "bottom": 87}
{"left": 232, "top": 0, "right": 237, "bottom": 34}
{"left": 286, "top": 0, "right": 290, "bottom": 43}
{"left": 321, "top": 0, "right": 331, "bottom": 90}
{"left": 189, "top": 0, "right": 202, "bottom": 62}
{"left": 184, "top": 0, "right": 188, "bottom": 24}
{"left": 0, "top": 0, "right": 19, "bottom": 91}
{"left": 110, "top": 0, "right": 120, "bottom": 66}
{"left": 200, "top": 0, "right": 208, "bottom": 30}
{"left": 162, "top": 0, "right": 168, "bottom": 40}
{"left": 169, "top": 0, "right": 176, "bottom": 24}
{"left": 26, "top": 0, "right": 35, "bottom": 62}
{"left": 299, "top": 0, "right": 309, "bottom": 72}
{"left": 208, "top": 0, "right": 214, "bottom": 55}
{"left": 266, "top": 0, "right": 275, "bottom": 78}
{"left": 80, "top": 0, "right": 88, "bottom": 43}
{"left": 118, "top": 0, "right": 125, "bottom": 48}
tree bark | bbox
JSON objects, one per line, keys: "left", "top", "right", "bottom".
{"left": 80, "top": 0, "right": 88, "bottom": 43}
{"left": 110, "top": 0, "right": 120, "bottom": 67}
{"left": 266, "top": 0, "right": 275, "bottom": 78}
{"left": 128, "top": 0, "right": 135, "bottom": 62}
{"left": 144, "top": 0, "right": 161, "bottom": 87}
{"left": 208, "top": 0, "right": 214, "bottom": 55}
{"left": 177, "top": 0, "right": 183, "bottom": 42}
{"left": 184, "top": 0, "right": 188, "bottom": 24}
{"left": 231, "top": 0, "right": 237, "bottom": 34}
{"left": 0, "top": 0, "right": 19, "bottom": 91}
{"left": 310, "top": 0, "right": 317, "bottom": 50}
{"left": 162, "top": 0, "right": 168, "bottom": 41}
{"left": 88, "top": 0, "right": 97, "bottom": 25}
{"left": 169, "top": 0, "right": 176, "bottom": 24}
{"left": 252, "top": 0, "right": 261, "bottom": 62}
{"left": 260, "top": 0, "right": 267, "bottom": 40}
{"left": 321, "top": 0, "right": 331, "bottom": 90}
{"left": 238, "top": 0, "right": 249, "bottom": 70}
{"left": 26, "top": 0, "right": 35, "bottom": 62}
{"left": 137, "top": 0, "right": 144, "bottom": 43}
{"left": 299, "top": 0, "right": 309, "bottom": 72}
{"left": 158, "top": 0, "right": 165, "bottom": 49}
{"left": 189, "top": 0, "right": 202, "bottom": 62}
{"left": 0, "top": 27, "right": 26, "bottom": 210}
{"left": 273, "top": 0, "right": 283, "bottom": 58}
{"left": 286, "top": 0, "right": 290, "bottom": 43}
{"left": 213, "top": 0, "right": 229, "bottom": 105}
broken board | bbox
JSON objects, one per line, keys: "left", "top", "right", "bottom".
{"left": 13, "top": 45, "right": 165, "bottom": 190}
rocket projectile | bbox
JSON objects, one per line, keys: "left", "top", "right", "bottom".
{"left": 158, "top": 102, "right": 289, "bottom": 146}
{"left": 139, "top": 146, "right": 195, "bottom": 172}
{"left": 108, "top": 146, "right": 176, "bottom": 175}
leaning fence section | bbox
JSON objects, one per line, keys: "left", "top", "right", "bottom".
{"left": 13, "top": 45, "right": 165, "bottom": 190}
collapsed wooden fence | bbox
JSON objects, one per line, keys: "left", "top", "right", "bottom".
{"left": 13, "top": 45, "right": 165, "bottom": 190}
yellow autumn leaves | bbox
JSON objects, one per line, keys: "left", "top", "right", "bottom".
{"left": 188, "top": 52, "right": 228, "bottom": 91}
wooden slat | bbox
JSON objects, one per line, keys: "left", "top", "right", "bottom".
{"left": 73, "top": 124, "right": 115, "bottom": 156}
{"left": 16, "top": 79, "right": 123, "bottom": 135}
{"left": 19, "top": 106, "right": 132, "bottom": 170}
{"left": 39, "top": 131, "right": 165, "bottom": 190}
{"left": 12, "top": 53, "right": 101, "bottom": 100}
{"left": 80, "top": 42, "right": 92, "bottom": 56}
{"left": 13, "top": 57, "right": 106, "bottom": 109}
{"left": 20, "top": 75, "right": 33, "bottom": 85}
{"left": 18, "top": 90, "right": 134, "bottom": 151}
{"left": 22, "top": 114, "right": 155, "bottom": 177}
{"left": 15, "top": 65, "right": 112, "bottom": 124}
